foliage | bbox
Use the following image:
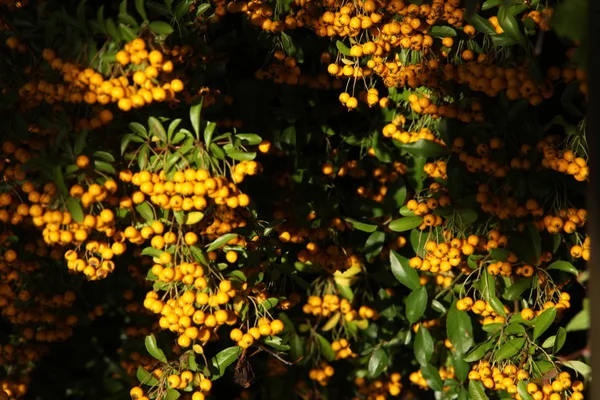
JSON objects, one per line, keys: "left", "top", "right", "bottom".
{"left": 0, "top": 0, "right": 590, "bottom": 399}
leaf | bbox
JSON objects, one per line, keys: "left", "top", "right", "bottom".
{"left": 463, "top": 341, "right": 494, "bottom": 362}
{"left": 421, "top": 364, "right": 444, "bottom": 392}
{"left": 259, "top": 298, "right": 278, "bottom": 311}
{"left": 105, "top": 18, "right": 121, "bottom": 40}
{"left": 562, "top": 360, "right": 591, "bottom": 379}
{"left": 364, "top": 231, "right": 385, "bottom": 260}
{"left": 498, "top": 6, "right": 526, "bottom": 46}
{"left": 547, "top": 261, "right": 578, "bottom": 275}
{"left": 136, "top": 366, "right": 159, "bottom": 386}
{"left": 144, "top": 334, "right": 167, "bottom": 363}
{"left": 388, "top": 216, "right": 424, "bottom": 232}
{"left": 464, "top": 12, "right": 497, "bottom": 35}
{"left": 148, "top": 21, "right": 174, "bottom": 35}
{"left": 190, "top": 99, "right": 202, "bottom": 138}
{"left": 429, "top": 26, "right": 457, "bottom": 37}
{"left": 468, "top": 380, "right": 489, "bottom": 400}
{"left": 495, "top": 337, "right": 526, "bottom": 361}
{"left": 129, "top": 122, "right": 148, "bottom": 138}
{"left": 517, "top": 381, "right": 535, "bottom": 400}
{"left": 94, "top": 160, "right": 116, "bottom": 175}
{"left": 315, "top": 334, "right": 335, "bottom": 361}
{"left": 566, "top": 306, "right": 589, "bottom": 332}
{"left": 148, "top": 117, "right": 167, "bottom": 142}
{"left": 206, "top": 233, "right": 238, "bottom": 252}
{"left": 488, "top": 295, "right": 506, "bottom": 316}
{"left": 490, "top": 248, "right": 509, "bottom": 261}
{"left": 481, "top": 268, "right": 497, "bottom": 299}
{"left": 526, "top": 222, "right": 542, "bottom": 264}
{"left": 225, "top": 149, "right": 257, "bottom": 161}
{"left": 236, "top": 133, "right": 262, "bottom": 146}
{"left": 211, "top": 347, "right": 241, "bottom": 378}
{"left": 551, "top": 0, "right": 587, "bottom": 42}
{"left": 53, "top": 166, "right": 68, "bottom": 196}
{"left": 533, "top": 308, "right": 557, "bottom": 340}
{"left": 390, "top": 251, "right": 420, "bottom": 290}
{"left": 135, "top": 203, "right": 155, "bottom": 221}
{"left": 344, "top": 217, "right": 377, "bottom": 233}
{"left": 405, "top": 286, "right": 427, "bottom": 324}
{"left": 482, "top": 0, "right": 502, "bottom": 10}
{"left": 414, "top": 327, "right": 433, "bottom": 366}
{"left": 502, "top": 277, "right": 532, "bottom": 300}
{"left": 135, "top": 0, "right": 148, "bottom": 20}
{"left": 165, "top": 389, "right": 180, "bottom": 400}
{"left": 185, "top": 212, "right": 204, "bottom": 225}
{"left": 368, "top": 348, "right": 388, "bottom": 378}
{"left": 93, "top": 151, "right": 115, "bottom": 163}
{"left": 66, "top": 197, "right": 84, "bottom": 223}
{"left": 141, "top": 247, "right": 163, "bottom": 258}
{"left": 335, "top": 40, "right": 351, "bottom": 56}
{"left": 447, "top": 305, "right": 474, "bottom": 354}
{"left": 399, "top": 139, "right": 446, "bottom": 158}
{"left": 554, "top": 327, "right": 567, "bottom": 353}
{"left": 321, "top": 312, "right": 341, "bottom": 331}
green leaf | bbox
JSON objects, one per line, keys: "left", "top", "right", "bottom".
{"left": 554, "top": 327, "right": 567, "bottom": 353}
{"left": 66, "top": 197, "right": 84, "bottom": 223}
{"left": 259, "top": 298, "right": 278, "bottom": 311}
{"left": 406, "top": 286, "right": 427, "bottom": 324}
{"left": 225, "top": 149, "right": 256, "bottom": 161}
{"left": 335, "top": 40, "right": 351, "bottom": 56}
{"left": 135, "top": 0, "right": 148, "bottom": 20}
{"left": 490, "top": 248, "right": 509, "bottom": 262}
{"left": 236, "top": 133, "right": 262, "bottom": 146}
{"left": 365, "top": 231, "right": 385, "bottom": 260}
{"left": 388, "top": 216, "right": 423, "bottom": 232}
{"left": 421, "top": 364, "right": 444, "bottom": 392}
{"left": 94, "top": 160, "right": 116, "bottom": 175}
{"left": 53, "top": 166, "right": 68, "bottom": 196}
{"left": 429, "top": 26, "right": 457, "bottom": 37}
{"left": 447, "top": 305, "right": 474, "bottom": 354}
{"left": 148, "top": 21, "right": 174, "bottom": 35}
{"left": 144, "top": 334, "right": 167, "bottom": 363}
{"left": 562, "top": 360, "right": 591, "bottom": 379}
{"left": 566, "top": 303, "right": 589, "bottom": 332}
{"left": 498, "top": 6, "right": 526, "bottom": 46}
{"left": 130, "top": 122, "right": 148, "bottom": 138}
{"left": 482, "top": 0, "right": 502, "bottom": 10}
{"left": 414, "top": 327, "right": 433, "bottom": 366}
{"left": 148, "top": 117, "right": 167, "bottom": 142}
{"left": 141, "top": 247, "right": 163, "bottom": 258}
{"left": 105, "top": 18, "right": 121, "bottom": 40}
{"left": 399, "top": 139, "right": 446, "bottom": 158}
{"left": 315, "top": 334, "right": 335, "bottom": 361}
{"left": 488, "top": 295, "right": 506, "bottom": 316}
{"left": 468, "top": 380, "right": 489, "bottom": 400}
{"left": 135, "top": 203, "right": 155, "bottom": 221}
{"left": 93, "top": 151, "right": 115, "bottom": 163}
{"left": 209, "top": 143, "right": 226, "bottom": 160}
{"left": 344, "top": 218, "right": 377, "bottom": 233}
{"left": 495, "top": 337, "right": 526, "bottom": 361}
{"left": 165, "top": 389, "right": 180, "bottom": 400}
{"left": 390, "top": 251, "right": 420, "bottom": 291}
{"left": 502, "top": 277, "right": 532, "bottom": 300}
{"left": 533, "top": 308, "right": 557, "bottom": 340}
{"left": 205, "top": 121, "right": 217, "bottom": 147}
{"left": 211, "top": 347, "right": 241, "bottom": 379}
{"left": 190, "top": 99, "right": 202, "bottom": 138}
{"left": 463, "top": 341, "right": 494, "bottom": 362}
{"left": 517, "top": 381, "right": 535, "bottom": 400}
{"left": 136, "top": 366, "right": 159, "bottom": 386}
{"left": 368, "top": 348, "right": 388, "bottom": 378}
{"left": 465, "top": 12, "right": 497, "bottom": 35}
{"left": 206, "top": 233, "right": 238, "bottom": 252}
{"left": 547, "top": 261, "right": 578, "bottom": 275}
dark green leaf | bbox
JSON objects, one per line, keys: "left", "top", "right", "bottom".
{"left": 421, "top": 364, "right": 444, "bottom": 392}
{"left": 211, "top": 347, "right": 242, "bottom": 378}
{"left": 465, "top": 12, "right": 497, "bottom": 35}
{"left": 468, "top": 380, "right": 489, "bottom": 400}
{"left": 502, "top": 277, "right": 532, "bottom": 300}
{"left": 447, "top": 305, "right": 474, "bottom": 354}
{"left": 388, "top": 216, "right": 423, "bottom": 232}
{"left": 533, "top": 308, "right": 557, "bottom": 340}
{"left": 144, "top": 334, "right": 167, "bottom": 363}
{"left": 206, "top": 233, "right": 238, "bottom": 252}
{"left": 406, "top": 286, "right": 427, "bottom": 324}
{"left": 365, "top": 231, "right": 385, "bottom": 260}
{"left": 547, "top": 261, "right": 578, "bottom": 275}
{"left": 399, "top": 139, "right": 446, "bottom": 158}
{"left": 368, "top": 348, "right": 388, "bottom": 378}
{"left": 136, "top": 366, "right": 159, "bottom": 386}
{"left": 464, "top": 341, "right": 494, "bottom": 362}
{"left": 390, "top": 251, "right": 420, "bottom": 291}
{"left": 236, "top": 133, "right": 262, "bottom": 146}
{"left": 414, "top": 327, "right": 433, "bottom": 366}
{"left": 135, "top": 0, "right": 148, "bottom": 20}
{"left": 495, "top": 337, "right": 526, "bottom": 361}
{"left": 517, "top": 381, "right": 535, "bottom": 400}
{"left": 66, "top": 197, "right": 84, "bottom": 223}
{"left": 315, "top": 334, "right": 335, "bottom": 361}
{"left": 429, "top": 26, "right": 457, "bottom": 37}
{"left": 344, "top": 218, "right": 377, "bottom": 233}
